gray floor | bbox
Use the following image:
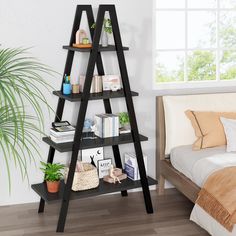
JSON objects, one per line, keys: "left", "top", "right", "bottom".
{"left": 0, "top": 189, "right": 209, "bottom": 236}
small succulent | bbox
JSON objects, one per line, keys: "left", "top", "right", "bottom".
{"left": 119, "top": 112, "right": 130, "bottom": 126}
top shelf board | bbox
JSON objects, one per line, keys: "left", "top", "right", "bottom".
{"left": 63, "top": 45, "right": 129, "bottom": 52}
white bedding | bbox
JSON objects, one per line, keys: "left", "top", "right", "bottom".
{"left": 170, "top": 145, "right": 226, "bottom": 185}
{"left": 170, "top": 146, "right": 236, "bottom": 235}
{"left": 191, "top": 205, "right": 236, "bottom": 236}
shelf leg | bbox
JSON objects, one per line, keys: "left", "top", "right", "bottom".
{"left": 108, "top": 5, "right": 154, "bottom": 213}
{"left": 57, "top": 6, "right": 105, "bottom": 232}
{"left": 56, "top": 138, "right": 81, "bottom": 232}
{"left": 38, "top": 198, "right": 45, "bottom": 213}
{"left": 88, "top": 7, "right": 128, "bottom": 198}
{"left": 40, "top": 4, "right": 85, "bottom": 222}
{"left": 135, "top": 147, "right": 154, "bottom": 214}
{"left": 87, "top": 7, "right": 128, "bottom": 197}
{"left": 56, "top": 199, "right": 70, "bottom": 232}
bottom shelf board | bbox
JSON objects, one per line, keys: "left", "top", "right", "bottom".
{"left": 32, "top": 177, "right": 157, "bottom": 204}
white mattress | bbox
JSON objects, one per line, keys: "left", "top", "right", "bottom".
{"left": 170, "top": 145, "right": 226, "bottom": 186}
{"left": 170, "top": 145, "right": 236, "bottom": 235}
{"left": 191, "top": 204, "right": 236, "bottom": 236}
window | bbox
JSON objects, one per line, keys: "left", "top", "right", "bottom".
{"left": 155, "top": 0, "right": 236, "bottom": 89}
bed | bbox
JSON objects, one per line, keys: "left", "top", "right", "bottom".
{"left": 156, "top": 93, "right": 236, "bottom": 235}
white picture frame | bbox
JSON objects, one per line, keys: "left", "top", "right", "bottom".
{"left": 98, "top": 159, "right": 112, "bottom": 178}
{"left": 81, "top": 147, "right": 104, "bottom": 168}
{"left": 102, "top": 75, "right": 121, "bottom": 91}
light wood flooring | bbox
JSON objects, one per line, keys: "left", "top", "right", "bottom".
{"left": 0, "top": 189, "right": 209, "bottom": 236}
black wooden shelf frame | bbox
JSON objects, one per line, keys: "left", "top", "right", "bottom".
{"left": 33, "top": 4, "right": 155, "bottom": 233}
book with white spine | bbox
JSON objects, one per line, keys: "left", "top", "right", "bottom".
{"left": 50, "top": 128, "right": 75, "bottom": 137}
{"left": 50, "top": 135, "right": 74, "bottom": 143}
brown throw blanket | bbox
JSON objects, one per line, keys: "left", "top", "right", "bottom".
{"left": 196, "top": 166, "right": 236, "bottom": 232}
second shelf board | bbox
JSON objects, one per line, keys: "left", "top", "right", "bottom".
{"left": 42, "top": 133, "right": 148, "bottom": 152}
{"left": 31, "top": 177, "right": 157, "bottom": 204}
{"left": 53, "top": 90, "right": 139, "bottom": 102}
{"left": 63, "top": 45, "right": 129, "bottom": 52}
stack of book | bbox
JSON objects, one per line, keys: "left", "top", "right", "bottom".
{"left": 80, "top": 75, "right": 103, "bottom": 93}
{"left": 94, "top": 114, "right": 119, "bottom": 138}
{"left": 50, "top": 127, "right": 75, "bottom": 143}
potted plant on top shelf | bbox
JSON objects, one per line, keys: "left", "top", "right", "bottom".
{"left": 40, "top": 162, "right": 65, "bottom": 193}
{"left": 91, "top": 18, "right": 112, "bottom": 47}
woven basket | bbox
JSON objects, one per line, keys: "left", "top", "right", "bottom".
{"left": 64, "top": 163, "right": 99, "bottom": 191}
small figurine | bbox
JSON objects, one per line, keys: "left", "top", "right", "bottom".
{"left": 103, "top": 165, "right": 127, "bottom": 184}
{"left": 109, "top": 165, "right": 121, "bottom": 184}
{"left": 73, "top": 29, "right": 92, "bottom": 49}
{"left": 83, "top": 119, "right": 94, "bottom": 131}
{"left": 76, "top": 29, "right": 87, "bottom": 44}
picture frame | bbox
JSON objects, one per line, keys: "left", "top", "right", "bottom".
{"left": 81, "top": 147, "right": 104, "bottom": 168}
{"left": 98, "top": 158, "right": 112, "bottom": 178}
{"left": 102, "top": 75, "right": 121, "bottom": 91}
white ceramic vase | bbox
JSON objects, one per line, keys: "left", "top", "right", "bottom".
{"left": 101, "top": 29, "right": 108, "bottom": 47}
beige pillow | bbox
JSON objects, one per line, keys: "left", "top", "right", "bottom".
{"left": 185, "top": 110, "right": 236, "bottom": 150}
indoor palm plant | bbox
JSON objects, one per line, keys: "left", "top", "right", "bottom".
{"left": 40, "top": 162, "right": 64, "bottom": 193}
{"left": 0, "top": 47, "right": 54, "bottom": 191}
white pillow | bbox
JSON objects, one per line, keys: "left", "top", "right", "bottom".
{"left": 220, "top": 117, "right": 236, "bottom": 152}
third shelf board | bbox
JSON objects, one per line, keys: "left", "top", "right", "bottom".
{"left": 53, "top": 90, "right": 138, "bottom": 102}
{"left": 43, "top": 133, "right": 148, "bottom": 152}
{"left": 63, "top": 45, "right": 129, "bottom": 52}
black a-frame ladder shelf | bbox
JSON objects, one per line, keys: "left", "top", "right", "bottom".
{"left": 31, "top": 4, "right": 157, "bottom": 233}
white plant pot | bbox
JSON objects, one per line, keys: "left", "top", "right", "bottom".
{"left": 101, "top": 30, "right": 108, "bottom": 47}
{"left": 124, "top": 123, "right": 130, "bottom": 130}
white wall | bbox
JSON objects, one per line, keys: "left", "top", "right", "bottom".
{"left": 0, "top": 0, "right": 156, "bottom": 205}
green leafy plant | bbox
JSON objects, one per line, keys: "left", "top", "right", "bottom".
{"left": 0, "top": 47, "right": 54, "bottom": 191}
{"left": 119, "top": 112, "right": 130, "bottom": 126}
{"left": 40, "top": 162, "right": 64, "bottom": 182}
{"left": 91, "top": 18, "right": 113, "bottom": 34}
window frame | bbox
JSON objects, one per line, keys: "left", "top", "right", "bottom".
{"left": 153, "top": 0, "right": 236, "bottom": 90}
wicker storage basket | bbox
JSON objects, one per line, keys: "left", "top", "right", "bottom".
{"left": 64, "top": 163, "right": 99, "bottom": 191}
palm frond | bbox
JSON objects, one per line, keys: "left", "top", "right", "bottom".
{"left": 0, "top": 48, "right": 57, "bottom": 191}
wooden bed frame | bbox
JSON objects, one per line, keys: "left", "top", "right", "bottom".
{"left": 156, "top": 96, "right": 200, "bottom": 203}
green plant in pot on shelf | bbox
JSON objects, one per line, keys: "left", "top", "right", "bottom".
{"left": 119, "top": 112, "right": 130, "bottom": 129}
{"left": 91, "top": 18, "right": 112, "bottom": 47}
{"left": 40, "top": 162, "right": 65, "bottom": 193}
{"left": 0, "top": 47, "right": 54, "bottom": 192}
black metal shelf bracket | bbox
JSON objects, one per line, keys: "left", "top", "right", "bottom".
{"left": 36, "top": 4, "right": 154, "bottom": 233}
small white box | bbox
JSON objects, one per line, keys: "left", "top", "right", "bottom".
{"left": 124, "top": 153, "right": 147, "bottom": 181}
{"left": 102, "top": 75, "right": 121, "bottom": 91}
